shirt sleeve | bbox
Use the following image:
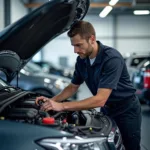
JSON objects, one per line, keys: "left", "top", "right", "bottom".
{"left": 71, "top": 60, "right": 84, "bottom": 85}
{"left": 98, "top": 57, "right": 123, "bottom": 89}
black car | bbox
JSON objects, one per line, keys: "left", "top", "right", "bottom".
{"left": 132, "top": 59, "right": 150, "bottom": 105}
{"left": 0, "top": 0, "right": 124, "bottom": 150}
{"left": 0, "top": 77, "right": 124, "bottom": 150}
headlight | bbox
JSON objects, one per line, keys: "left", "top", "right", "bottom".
{"left": 54, "top": 79, "right": 69, "bottom": 90}
{"left": 108, "top": 127, "right": 125, "bottom": 150}
{"left": 38, "top": 137, "right": 108, "bottom": 150}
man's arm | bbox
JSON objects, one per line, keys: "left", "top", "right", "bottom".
{"left": 62, "top": 88, "right": 112, "bottom": 111}
{"left": 36, "top": 83, "right": 80, "bottom": 105}
{"left": 52, "top": 83, "right": 80, "bottom": 102}
{"left": 40, "top": 88, "right": 112, "bottom": 111}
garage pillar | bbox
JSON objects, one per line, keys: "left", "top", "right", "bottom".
{"left": 112, "top": 15, "right": 117, "bottom": 49}
{"left": 4, "top": 0, "right": 11, "bottom": 27}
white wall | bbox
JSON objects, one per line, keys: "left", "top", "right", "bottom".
{"left": 42, "top": 14, "right": 150, "bottom": 66}
{"left": 43, "top": 36, "right": 78, "bottom": 67}
{"left": 0, "top": 0, "right": 28, "bottom": 31}
{"left": 117, "top": 15, "right": 150, "bottom": 54}
{"left": 85, "top": 15, "right": 114, "bottom": 46}
{"left": 11, "top": 0, "right": 28, "bottom": 23}
{"left": 0, "top": 0, "right": 4, "bottom": 31}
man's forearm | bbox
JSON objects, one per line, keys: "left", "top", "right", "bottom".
{"left": 52, "top": 83, "right": 79, "bottom": 102}
{"left": 62, "top": 95, "right": 106, "bottom": 111}
{"left": 62, "top": 88, "right": 112, "bottom": 111}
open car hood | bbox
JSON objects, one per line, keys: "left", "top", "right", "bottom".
{"left": 0, "top": 0, "right": 89, "bottom": 82}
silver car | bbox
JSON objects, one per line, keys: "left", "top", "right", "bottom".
{"left": 11, "top": 61, "right": 72, "bottom": 97}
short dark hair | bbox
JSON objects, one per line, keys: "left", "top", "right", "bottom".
{"left": 67, "top": 21, "right": 96, "bottom": 41}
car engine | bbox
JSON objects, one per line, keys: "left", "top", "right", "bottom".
{"left": 0, "top": 86, "right": 125, "bottom": 150}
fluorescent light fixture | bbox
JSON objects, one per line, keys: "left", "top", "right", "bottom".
{"left": 99, "top": 6, "right": 113, "bottom": 18}
{"left": 109, "top": 0, "right": 119, "bottom": 6}
{"left": 133, "top": 10, "right": 150, "bottom": 15}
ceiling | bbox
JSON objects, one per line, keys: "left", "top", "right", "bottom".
{"left": 22, "top": 0, "right": 150, "bottom": 15}
{"left": 89, "top": 0, "right": 150, "bottom": 15}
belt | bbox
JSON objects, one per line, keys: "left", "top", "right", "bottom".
{"left": 105, "top": 95, "right": 136, "bottom": 109}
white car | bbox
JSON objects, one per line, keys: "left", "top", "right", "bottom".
{"left": 125, "top": 54, "right": 150, "bottom": 80}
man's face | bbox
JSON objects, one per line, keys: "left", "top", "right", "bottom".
{"left": 70, "top": 34, "right": 94, "bottom": 59}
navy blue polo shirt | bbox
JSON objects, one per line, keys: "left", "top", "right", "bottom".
{"left": 71, "top": 41, "right": 136, "bottom": 102}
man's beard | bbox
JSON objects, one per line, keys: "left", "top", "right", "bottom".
{"left": 79, "top": 44, "right": 93, "bottom": 59}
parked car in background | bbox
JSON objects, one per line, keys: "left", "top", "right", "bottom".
{"left": 132, "top": 59, "right": 150, "bottom": 104}
{"left": 35, "top": 61, "right": 74, "bottom": 79}
{"left": 125, "top": 53, "right": 150, "bottom": 80}
{"left": 11, "top": 61, "right": 73, "bottom": 97}
{"left": 0, "top": 61, "right": 73, "bottom": 98}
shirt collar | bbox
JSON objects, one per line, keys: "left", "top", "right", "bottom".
{"left": 84, "top": 41, "right": 104, "bottom": 65}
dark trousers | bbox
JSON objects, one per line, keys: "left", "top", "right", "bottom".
{"left": 103, "top": 96, "right": 142, "bottom": 150}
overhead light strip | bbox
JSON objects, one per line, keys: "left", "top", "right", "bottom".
{"left": 99, "top": 6, "right": 113, "bottom": 18}
{"left": 109, "top": 0, "right": 119, "bottom": 6}
{"left": 99, "top": 0, "right": 119, "bottom": 18}
{"left": 133, "top": 10, "right": 150, "bottom": 15}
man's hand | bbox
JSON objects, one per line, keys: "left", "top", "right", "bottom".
{"left": 41, "top": 100, "right": 64, "bottom": 112}
{"left": 35, "top": 96, "right": 50, "bottom": 106}
{"left": 36, "top": 96, "right": 64, "bottom": 111}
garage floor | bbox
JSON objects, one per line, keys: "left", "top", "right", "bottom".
{"left": 78, "top": 83, "right": 150, "bottom": 150}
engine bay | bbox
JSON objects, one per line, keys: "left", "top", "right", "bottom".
{"left": 0, "top": 87, "right": 112, "bottom": 138}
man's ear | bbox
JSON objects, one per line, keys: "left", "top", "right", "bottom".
{"left": 89, "top": 35, "right": 95, "bottom": 44}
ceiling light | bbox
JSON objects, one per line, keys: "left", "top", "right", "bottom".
{"left": 109, "top": 0, "right": 119, "bottom": 6}
{"left": 99, "top": 6, "right": 113, "bottom": 18}
{"left": 133, "top": 10, "right": 150, "bottom": 15}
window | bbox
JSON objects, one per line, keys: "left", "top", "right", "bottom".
{"left": 131, "top": 57, "right": 150, "bottom": 67}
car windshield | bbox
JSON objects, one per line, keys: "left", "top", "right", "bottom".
{"left": 23, "top": 62, "right": 42, "bottom": 73}
{"left": 131, "top": 56, "right": 150, "bottom": 67}
{"left": 137, "top": 59, "right": 150, "bottom": 69}
{"left": 0, "top": 78, "right": 16, "bottom": 93}
{"left": 40, "top": 61, "right": 61, "bottom": 70}
{"left": 0, "top": 78, "right": 9, "bottom": 87}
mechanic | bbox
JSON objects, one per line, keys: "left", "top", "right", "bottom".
{"left": 36, "top": 21, "right": 141, "bottom": 150}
